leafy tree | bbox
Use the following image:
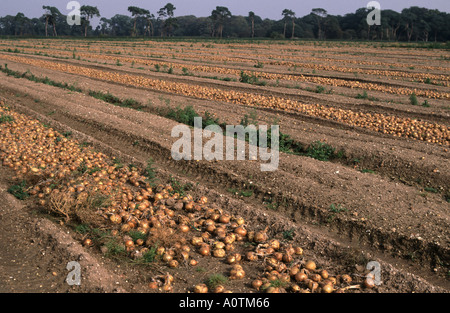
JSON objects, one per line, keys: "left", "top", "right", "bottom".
{"left": 128, "top": 6, "right": 150, "bottom": 37}
{"left": 281, "top": 9, "right": 295, "bottom": 38}
{"left": 144, "top": 12, "right": 155, "bottom": 37}
{"left": 227, "top": 16, "right": 250, "bottom": 38}
{"left": 158, "top": 3, "right": 177, "bottom": 37}
{"left": 248, "top": 11, "right": 255, "bottom": 38}
{"left": 0, "top": 5, "right": 449, "bottom": 41}
{"left": 99, "top": 17, "right": 112, "bottom": 36}
{"left": 311, "top": 8, "right": 327, "bottom": 39}
{"left": 339, "top": 8, "right": 369, "bottom": 40}
{"left": 14, "top": 13, "right": 28, "bottom": 36}
{"left": 323, "top": 16, "right": 342, "bottom": 39}
{"left": 42, "top": 6, "right": 60, "bottom": 37}
{"left": 110, "top": 14, "right": 133, "bottom": 36}
{"left": 382, "top": 9, "right": 401, "bottom": 41}
{"left": 401, "top": 7, "right": 417, "bottom": 42}
{"left": 80, "top": 5, "right": 100, "bottom": 37}
{"left": 211, "top": 6, "right": 232, "bottom": 38}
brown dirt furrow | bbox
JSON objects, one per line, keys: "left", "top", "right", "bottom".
{"left": 1, "top": 52, "right": 449, "bottom": 125}
{"left": 1, "top": 64, "right": 448, "bottom": 195}
{"left": 1, "top": 76, "right": 448, "bottom": 288}
{"left": 1, "top": 97, "right": 448, "bottom": 293}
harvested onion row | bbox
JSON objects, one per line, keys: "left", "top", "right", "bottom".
{"left": 1, "top": 55, "right": 449, "bottom": 146}
{"left": 7, "top": 39, "right": 447, "bottom": 74}
{"left": 5, "top": 46, "right": 450, "bottom": 91}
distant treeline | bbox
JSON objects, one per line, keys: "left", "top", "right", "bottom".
{"left": 1, "top": 4, "right": 449, "bottom": 42}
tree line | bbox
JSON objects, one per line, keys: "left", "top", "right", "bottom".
{"left": 1, "top": 3, "right": 449, "bottom": 42}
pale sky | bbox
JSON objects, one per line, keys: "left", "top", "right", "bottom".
{"left": 1, "top": 0, "right": 449, "bottom": 20}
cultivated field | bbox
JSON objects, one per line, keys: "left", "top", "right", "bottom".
{"left": 0, "top": 38, "right": 448, "bottom": 293}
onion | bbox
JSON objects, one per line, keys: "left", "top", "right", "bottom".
{"left": 307, "top": 280, "right": 319, "bottom": 292}
{"left": 284, "top": 245, "right": 295, "bottom": 255}
{"left": 245, "top": 251, "right": 258, "bottom": 262}
{"left": 226, "top": 254, "right": 237, "bottom": 264}
{"left": 191, "top": 237, "right": 203, "bottom": 246}
{"left": 205, "top": 224, "right": 216, "bottom": 233}
{"left": 223, "top": 234, "right": 235, "bottom": 245}
{"left": 265, "top": 287, "right": 280, "bottom": 293}
{"left": 328, "top": 277, "right": 337, "bottom": 285}
{"left": 225, "top": 244, "right": 235, "bottom": 252}
{"left": 268, "top": 239, "right": 280, "bottom": 250}
{"left": 234, "top": 226, "right": 247, "bottom": 237}
{"left": 165, "top": 209, "right": 175, "bottom": 218}
{"left": 181, "top": 245, "right": 191, "bottom": 252}
{"left": 234, "top": 234, "right": 245, "bottom": 242}
{"left": 291, "top": 284, "right": 301, "bottom": 293}
{"left": 214, "top": 241, "right": 225, "bottom": 249}
{"left": 341, "top": 274, "right": 352, "bottom": 284}
{"left": 179, "top": 224, "right": 190, "bottom": 233}
{"left": 295, "top": 272, "right": 308, "bottom": 282}
{"left": 364, "top": 277, "right": 376, "bottom": 289}
{"left": 266, "top": 257, "right": 278, "bottom": 267}
{"left": 83, "top": 238, "right": 93, "bottom": 247}
{"left": 168, "top": 260, "right": 179, "bottom": 268}
{"left": 229, "top": 265, "right": 246, "bottom": 280}
{"left": 166, "top": 249, "right": 176, "bottom": 256}
{"left": 254, "top": 231, "right": 268, "bottom": 243}
{"left": 252, "top": 279, "right": 263, "bottom": 290}
{"left": 162, "top": 283, "right": 173, "bottom": 293}
{"left": 320, "top": 270, "right": 329, "bottom": 280}
{"left": 214, "top": 285, "right": 225, "bottom": 293}
{"left": 139, "top": 220, "right": 150, "bottom": 229}
{"left": 322, "top": 284, "right": 334, "bottom": 293}
{"left": 214, "top": 227, "right": 227, "bottom": 239}
{"left": 199, "top": 196, "right": 208, "bottom": 204}
{"left": 148, "top": 281, "right": 158, "bottom": 289}
{"left": 213, "top": 248, "right": 226, "bottom": 258}
{"left": 156, "top": 247, "right": 166, "bottom": 255}
{"left": 189, "top": 259, "right": 198, "bottom": 266}
{"left": 235, "top": 217, "right": 245, "bottom": 225}
{"left": 305, "top": 260, "right": 317, "bottom": 271}
{"left": 289, "top": 266, "right": 300, "bottom": 277}
{"left": 174, "top": 242, "right": 182, "bottom": 250}
{"left": 109, "top": 214, "right": 122, "bottom": 224}
{"left": 282, "top": 253, "right": 293, "bottom": 263}
{"left": 180, "top": 251, "right": 190, "bottom": 261}
{"left": 310, "top": 273, "right": 322, "bottom": 282}
{"left": 210, "top": 213, "right": 220, "bottom": 221}
{"left": 184, "top": 201, "right": 194, "bottom": 211}
{"left": 198, "top": 244, "right": 211, "bottom": 256}
{"left": 276, "top": 263, "right": 287, "bottom": 273}
{"left": 162, "top": 253, "right": 173, "bottom": 263}
{"left": 273, "top": 252, "right": 283, "bottom": 261}
{"left": 233, "top": 253, "right": 242, "bottom": 262}
{"left": 219, "top": 214, "right": 231, "bottom": 224}
{"left": 193, "top": 284, "right": 208, "bottom": 293}
{"left": 154, "top": 193, "right": 164, "bottom": 202}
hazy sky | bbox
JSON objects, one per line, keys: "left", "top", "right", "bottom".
{"left": 1, "top": 0, "right": 449, "bottom": 21}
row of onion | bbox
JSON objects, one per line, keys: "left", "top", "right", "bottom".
{"left": 0, "top": 102, "right": 374, "bottom": 293}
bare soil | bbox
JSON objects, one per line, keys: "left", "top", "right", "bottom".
{"left": 0, "top": 43, "right": 448, "bottom": 293}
